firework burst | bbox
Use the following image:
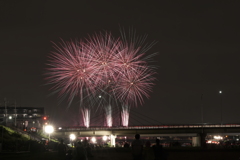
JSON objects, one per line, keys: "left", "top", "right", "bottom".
{"left": 114, "top": 66, "right": 156, "bottom": 106}
{"left": 46, "top": 40, "right": 99, "bottom": 105}
{"left": 46, "top": 31, "right": 157, "bottom": 127}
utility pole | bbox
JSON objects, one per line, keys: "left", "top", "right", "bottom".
{"left": 4, "top": 98, "right": 7, "bottom": 125}
{"left": 219, "top": 91, "right": 223, "bottom": 126}
{"left": 201, "top": 94, "right": 203, "bottom": 133}
{"left": 14, "top": 101, "right": 17, "bottom": 127}
{"left": 201, "top": 94, "right": 203, "bottom": 124}
{"left": 120, "top": 106, "right": 122, "bottom": 127}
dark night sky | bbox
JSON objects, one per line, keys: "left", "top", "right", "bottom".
{"left": 0, "top": 1, "right": 240, "bottom": 126}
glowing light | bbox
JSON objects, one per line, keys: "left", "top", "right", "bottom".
{"left": 214, "top": 136, "right": 223, "bottom": 139}
{"left": 91, "top": 137, "right": 96, "bottom": 143}
{"left": 103, "top": 136, "right": 108, "bottom": 141}
{"left": 45, "top": 125, "right": 54, "bottom": 134}
{"left": 70, "top": 134, "right": 76, "bottom": 141}
{"left": 110, "top": 134, "right": 116, "bottom": 147}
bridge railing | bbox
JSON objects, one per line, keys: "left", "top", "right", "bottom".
{"left": 57, "top": 124, "right": 240, "bottom": 131}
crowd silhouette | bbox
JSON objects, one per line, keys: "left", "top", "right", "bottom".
{"left": 1, "top": 129, "right": 170, "bottom": 160}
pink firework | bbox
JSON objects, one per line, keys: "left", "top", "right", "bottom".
{"left": 46, "top": 31, "right": 157, "bottom": 111}
{"left": 113, "top": 66, "right": 156, "bottom": 106}
{"left": 46, "top": 40, "right": 99, "bottom": 104}
{"left": 83, "top": 33, "right": 121, "bottom": 86}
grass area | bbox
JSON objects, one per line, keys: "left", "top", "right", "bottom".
{"left": 0, "top": 125, "right": 59, "bottom": 143}
{"left": 37, "top": 130, "right": 59, "bottom": 143}
{"left": 0, "top": 125, "right": 30, "bottom": 142}
{"left": 1, "top": 125, "right": 15, "bottom": 134}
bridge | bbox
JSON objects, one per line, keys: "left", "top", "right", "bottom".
{"left": 51, "top": 124, "right": 240, "bottom": 147}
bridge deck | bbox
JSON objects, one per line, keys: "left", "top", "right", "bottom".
{"left": 57, "top": 124, "right": 240, "bottom": 131}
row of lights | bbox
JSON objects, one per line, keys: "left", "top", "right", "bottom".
{"left": 45, "top": 126, "right": 114, "bottom": 143}
{"left": 69, "top": 134, "right": 110, "bottom": 143}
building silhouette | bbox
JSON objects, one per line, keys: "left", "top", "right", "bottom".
{"left": 0, "top": 106, "right": 45, "bottom": 131}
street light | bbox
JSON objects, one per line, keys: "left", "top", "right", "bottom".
{"left": 45, "top": 125, "right": 54, "bottom": 142}
{"left": 70, "top": 134, "right": 76, "bottom": 141}
{"left": 91, "top": 137, "right": 96, "bottom": 143}
{"left": 102, "top": 136, "right": 107, "bottom": 141}
{"left": 69, "top": 134, "right": 76, "bottom": 147}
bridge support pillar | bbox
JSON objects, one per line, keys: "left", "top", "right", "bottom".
{"left": 192, "top": 136, "right": 201, "bottom": 147}
{"left": 110, "top": 134, "right": 116, "bottom": 147}
{"left": 192, "top": 133, "right": 207, "bottom": 147}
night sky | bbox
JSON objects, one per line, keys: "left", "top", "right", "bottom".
{"left": 0, "top": 1, "right": 240, "bottom": 126}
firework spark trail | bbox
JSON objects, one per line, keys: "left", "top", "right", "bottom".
{"left": 81, "top": 108, "right": 90, "bottom": 128}
{"left": 105, "top": 105, "right": 112, "bottom": 127}
{"left": 46, "top": 31, "right": 157, "bottom": 127}
{"left": 121, "top": 105, "right": 130, "bottom": 127}
{"left": 98, "top": 88, "right": 115, "bottom": 127}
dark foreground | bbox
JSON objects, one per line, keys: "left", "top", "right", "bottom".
{"left": 1, "top": 148, "right": 240, "bottom": 160}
